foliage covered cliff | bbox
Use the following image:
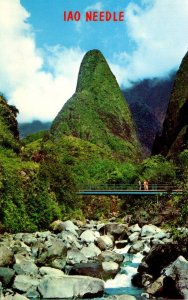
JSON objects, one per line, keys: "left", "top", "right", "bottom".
{"left": 123, "top": 75, "right": 175, "bottom": 153}
{"left": 152, "top": 51, "right": 188, "bottom": 156}
{"left": 51, "top": 50, "right": 140, "bottom": 161}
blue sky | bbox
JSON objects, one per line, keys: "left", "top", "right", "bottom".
{"left": 21, "top": 0, "right": 142, "bottom": 56}
{"left": 0, "top": 0, "right": 187, "bottom": 122}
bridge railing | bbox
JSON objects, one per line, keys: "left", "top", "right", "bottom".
{"left": 80, "top": 183, "right": 179, "bottom": 191}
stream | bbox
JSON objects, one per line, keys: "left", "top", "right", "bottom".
{"left": 104, "top": 244, "right": 144, "bottom": 298}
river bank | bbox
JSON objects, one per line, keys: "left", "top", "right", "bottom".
{"left": 0, "top": 219, "right": 187, "bottom": 299}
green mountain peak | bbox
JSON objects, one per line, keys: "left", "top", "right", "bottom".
{"left": 51, "top": 49, "right": 140, "bottom": 160}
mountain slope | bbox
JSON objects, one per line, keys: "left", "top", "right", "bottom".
{"left": 152, "top": 51, "right": 188, "bottom": 156}
{"left": 0, "top": 94, "right": 20, "bottom": 151}
{"left": 123, "top": 75, "right": 175, "bottom": 153}
{"left": 51, "top": 49, "right": 140, "bottom": 160}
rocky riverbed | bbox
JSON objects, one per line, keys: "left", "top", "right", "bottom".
{"left": 0, "top": 219, "right": 187, "bottom": 299}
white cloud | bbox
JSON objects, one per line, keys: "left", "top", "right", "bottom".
{"left": 111, "top": 0, "right": 188, "bottom": 87}
{"left": 0, "top": 0, "right": 85, "bottom": 122}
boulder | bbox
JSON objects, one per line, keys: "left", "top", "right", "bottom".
{"left": 50, "top": 257, "right": 66, "bottom": 270}
{"left": 38, "top": 275, "right": 104, "bottom": 298}
{"left": 80, "top": 230, "right": 96, "bottom": 243}
{"left": 151, "top": 239, "right": 164, "bottom": 246}
{"left": 152, "top": 232, "right": 169, "bottom": 240}
{"left": 21, "top": 234, "right": 37, "bottom": 246}
{"left": 0, "top": 246, "right": 14, "bottom": 267}
{"left": 69, "top": 262, "right": 104, "bottom": 278}
{"left": 81, "top": 243, "right": 101, "bottom": 259}
{"left": 13, "top": 275, "right": 39, "bottom": 293}
{"left": 128, "top": 232, "right": 139, "bottom": 243}
{"left": 129, "top": 224, "right": 141, "bottom": 233}
{"left": 100, "top": 223, "right": 128, "bottom": 239}
{"left": 58, "top": 231, "right": 81, "bottom": 249}
{"left": 35, "top": 231, "right": 51, "bottom": 239}
{"left": 45, "top": 238, "right": 67, "bottom": 258}
{"left": 24, "top": 288, "right": 40, "bottom": 299}
{"left": 129, "top": 240, "right": 145, "bottom": 253}
{"left": 102, "top": 261, "right": 119, "bottom": 274}
{"left": 98, "top": 250, "right": 124, "bottom": 263}
{"left": 50, "top": 220, "right": 64, "bottom": 232}
{"left": 138, "top": 243, "right": 183, "bottom": 278}
{"left": 0, "top": 267, "right": 15, "bottom": 287}
{"left": 163, "top": 256, "right": 188, "bottom": 299}
{"left": 39, "top": 266, "right": 64, "bottom": 276}
{"left": 141, "top": 225, "right": 162, "bottom": 237}
{"left": 97, "top": 235, "right": 113, "bottom": 250}
{"left": 4, "top": 293, "right": 29, "bottom": 300}
{"left": 61, "top": 220, "right": 79, "bottom": 236}
{"left": 13, "top": 254, "right": 38, "bottom": 275}
{"left": 66, "top": 249, "right": 88, "bottom": 265}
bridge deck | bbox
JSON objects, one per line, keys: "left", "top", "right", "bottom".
{"left": 79, "top": 189, "right": 182, "bottom": 196}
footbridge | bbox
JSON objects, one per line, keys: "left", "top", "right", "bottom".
{"left": 79, "top": 184, "right": 183, "bottom": 196}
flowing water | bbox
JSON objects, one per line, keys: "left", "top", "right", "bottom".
{"left": 103, "top": 245, "right": 144, "bottom": 298}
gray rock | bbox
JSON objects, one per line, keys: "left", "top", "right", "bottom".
{"left": 153, "top": 232, "right": 168, "bottom": 240}
{"left": 129, "top": 240, "right": 145, "bottom": 253}
{"left": 13, "top": 275, "right": 39, "bottom": 293}
{"left": 21, "top": 234, "right": 37, "bottom": 246}
{"left": 80, "top": 230, "right": 96, "bottom": 243}
{"left": 151, "top": 239, "right": 165, "bottom": 246}
{"left": 141, "top": 224, "right": 162, "bottom": 237}
{"left": 66, "top": 249, "right": 88, "bottom": 265}
{"left": 35, "top": 231, "right": 51, "bottom": 239}
{"left": 50, "top": 257, "right": 66, "bottom": 270}
{"left": 69, "top": 262, "right": 104, "bottom": 278}
{"left": 13, "top": 254, "right": 38, "bottom": 275}
{"left": 46, "top": 238, "right": 66, "bottom": 258}
{"left": 61, "top": 220, "right": 79, "bottom": 236}
{"left": 50, "top": 220, "right": 65, "bottom": 232}
{"left": 39, "top": 266, "right": 64, "bottom": 276}
{"left": 102, "top": 261, "right": 119, "bottom": 273}
{"left": 0, "top": 267, "right": 15, "bottom": 286}
{"left": 38, "top": 275, "right": 104, "bottom": 298}
{"left": 162, "top": 238, "right": 173, "bottom": 244}
{"left": 163, "top": 255, "right": 188, "bottom": 299}
{"left": 81, "top": 243, "right": 101, "bottom": 259}
{"left": 97, "top": 235, "right": 113, "bottom": 250}
{"left": 58, "top": 231, "right": 81, "bottom": 249}
{"left": 98, "top": 250, "right": 124, "bottom": 263}
{"left": 102, "top": 223, "right": 128, "bottom": 238}
{"left": 0, "top": 246, "right": 14, "bottom": 267}
{"left": 129, "top": 224, "right": 141, "bottom": 233}
{"left": 25, "top": 288, "right": 40, "bottom": 299}
{"left": 4, "top": 293, "right": 29, "bottom": 300}
{"left": 128, "top": 232, "right": 139, "bottom": 243}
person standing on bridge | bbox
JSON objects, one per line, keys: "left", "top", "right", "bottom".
{"left": 144, "top": 180, "right": 149, "bottom": 190}
{"left": 138, "top": 180, "right": 142, "bottom": 190}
